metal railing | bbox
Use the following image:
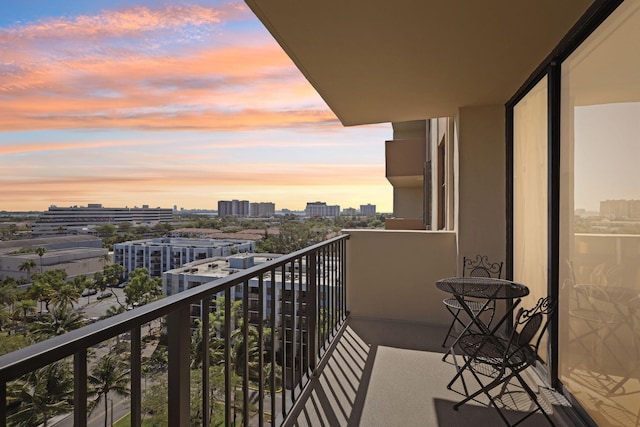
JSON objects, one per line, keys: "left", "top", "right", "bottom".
{"left": 0, "top": 235, "right": 348, "bottom": 426}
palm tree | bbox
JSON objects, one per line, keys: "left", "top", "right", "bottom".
{"left": 30, "top": 304, "right": 84, "bottom": 340}
{"left": 13, "top": 299, "right": 36, "bottom": 322}
{"left": 27, "top": 280, "right": 52, "bottom": 314}
{"left": 35, "top": 246, "right": 47, "bottom": 274}
{"left": 99, "top": 253, "right": 111, "bottom": 268}
{"left": 0, "top": 281, "right": 18, "bottom": 312}
{"left": 52, "top": 284, "right": 80, "bottom": 308}
{"left": 18, "top": 259, "right": 37, "bottom": 282}
{"left": 0, "top": 305, "right": 11, "bottom": 331}
{"left": 89, "top": 354, "right": 130, "bottom": 427}
{"left": 7, "top": 360, "right": 73, "bottom": 427}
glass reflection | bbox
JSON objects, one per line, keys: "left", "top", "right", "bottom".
{"left": 559, "top": 2, "right": 640, "bottom": 426}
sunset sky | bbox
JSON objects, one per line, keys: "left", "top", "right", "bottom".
{"left": 0, "top": 1, "right": 392, "bottom": 213}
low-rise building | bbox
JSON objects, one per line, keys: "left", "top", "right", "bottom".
{"left": 0, "top": 235, "right": 107, "bottom": 281}
{"left": 114, "top": 237, "right": 255, "bottom": 278}
{"left": 32, "top": 203, "right": 173, "bottom": 236}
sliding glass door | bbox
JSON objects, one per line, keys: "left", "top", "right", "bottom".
{"left": 512, "top": 76, "right": 550, "bottom": 362}
{"left": 558, "top": 2, "right": 640, "bottom": 426}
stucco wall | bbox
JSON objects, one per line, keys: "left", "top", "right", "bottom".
{"left": 345, "top": 229, "right": 457, "bottom": 325}
{"left": 456, "top": 105, "right": 506, "bottom": 275}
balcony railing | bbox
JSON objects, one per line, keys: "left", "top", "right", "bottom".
{"left": 0, "top": 235, "right": 348, "bottom": 426}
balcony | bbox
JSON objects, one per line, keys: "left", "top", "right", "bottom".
{"left": 0, "top": 233, "right": 584, "bottom": 426}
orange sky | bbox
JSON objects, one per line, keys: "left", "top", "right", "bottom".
{"left": 0, "top": 2, "right": 392, "bottom": 212}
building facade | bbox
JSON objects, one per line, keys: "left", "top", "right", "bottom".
{"left": 0, "top": 235, "right": 107, "bottom": 281}
{"left": 305, "top": 201, "right": 340, "bottom": 218}
{"left": 217, "top": 200, "right": 250, "bottom": 217}
{"left": 600, "top": 199, "right": 640, "bottom": 219}
{"left": 32, "top": 204, "right": 173, "bottom": 236}
{"left": 359, "top": 204, "right": 376, "bottom": 215}
{"left": 114, "top": 237, "right": 255, "bottom": 278}
{"left": 249, "top": 202, "right": 276, "bottom": 217}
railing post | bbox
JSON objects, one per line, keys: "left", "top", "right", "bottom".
{"left": 1, "top": 382, "right": 6, "bottom": 427}
{"left": 201, "top": 297, "right": 210, "bottom": 427}
{"left": 74, "top": 350, "right": 87, "bottom": 427}
{"left": 130, "top": 326, "right": 142, "bottom": 427}
{"left": 168, "top": 306, "right": 191, "bottom": 426}
{"left": 308, "top": 253, "right": 318, "bottom": 373}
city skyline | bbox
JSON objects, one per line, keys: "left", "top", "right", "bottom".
{"left": 0, "top": 1, "right": 393, "bottom": 212}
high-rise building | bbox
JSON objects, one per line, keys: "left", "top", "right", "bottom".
{"left": 360, "top": 204, "right": 377, "bottom": 215}
{"left": 250, "top": 202, "right": 276, "bottom": 217}
{"left": 600, "top": 199, "right": 640, "bottom": 220}
{"left": 342, "top": 207, "right": 357, "bottom": 216}
{"left": 305, "top": 201, "right": 340, "bottom": 217}
{"left": 217, "top": 200, "right": 250, "bottom": 217}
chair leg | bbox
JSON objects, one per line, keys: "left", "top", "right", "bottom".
{"left": 442, "top": 308, "right": 461, "bottom": 347}
{"left": 511, "top": 373, "right": 556, "bottom": 427}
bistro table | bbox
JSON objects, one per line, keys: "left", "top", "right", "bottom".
{"left": 436, "top": 276, "right": 530, "bottom": 361}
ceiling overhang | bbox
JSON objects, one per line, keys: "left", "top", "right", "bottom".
{"left": 246, "top": 0, "right": 593, "bottom": 126}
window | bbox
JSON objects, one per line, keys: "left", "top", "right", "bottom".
{"left": 558, "top": 3, "right": 640, "bottom": 426}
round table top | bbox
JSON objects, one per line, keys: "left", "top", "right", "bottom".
{"left": 436, "top": 276, "right": 529, "bottom": 299}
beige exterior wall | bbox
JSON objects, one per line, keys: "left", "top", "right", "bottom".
{"left": 345, "top": 229, "right": 456, "bottom": 325}
{"left": 0, "top": 248, "right": 107, "bottom": 281}
{"left": 456, "top": 105, "right": 506, "bottom": 274}
{"left": 392, "top": 186, "right": 423, "bottom": 220}
{"left": 385, "top": 121, "right": 428, "bottom": 228}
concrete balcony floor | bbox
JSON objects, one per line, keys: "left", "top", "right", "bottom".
{"left": 285, "top": 317, "right": 585, "bottom": 427}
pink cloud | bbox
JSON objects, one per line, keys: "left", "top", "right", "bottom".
{"left": 0, "top": 4, "right": 250, "bottom": 43}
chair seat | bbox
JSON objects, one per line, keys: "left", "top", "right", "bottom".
{"left": 569, "top": 308, "right": 622, "bottom": 324}
{"left": 457, "top": 333, "right": 535, "bottom": 371}
{"left": 443, "top": 297, "right": 493, "bottom": 313}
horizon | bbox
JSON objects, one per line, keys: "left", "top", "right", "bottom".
{"left": 0, "top": 1, "right": 393, "bottom": 212}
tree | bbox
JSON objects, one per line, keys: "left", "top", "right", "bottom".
{"left": 0, "top": 281, "right": 18, "bottom": 309}
{"left": 89, "top": 354, "right": 130, "bottom": 427}
{"left": 99, "top": 253, "right": 111, "bottom": 268}
{"left": 27, "top": 280, "right": 53, "bottom": 314}
{"left": 7, "top": 360, "right": 73, "bottom": 427}
{"left": 0, "top": 305, "right": 11, "bottom": 331}
{"left": 93, "top": 271, "right": 106, "bottom": 292}
{"left": 68, "top": 274, "right": 92, "bottom": 292}
{"left": 28, "top": 270, "right": 67, "bottom": 312}
{"left": 18, "top": 259, "right": 37, "bottom": 281}
{"left": 124, "top": 268, "right": 161, "bottom": 306}
{"left": 13, "top": 299, "right": 37, "bottom": 321}
{"left": 52, "top": 284, "right": 80, "bottom": 308}
{"left": 34, "top": 246, "right": 47, "bottom": 274}
{"left": 95, "top": 224, "right": 117, "bottom": 240}
{"left": 103, "top": 263, "right": 125, "bottom": 288}
{"left": 30, "top": 304, "right": 84, "bottom": 340}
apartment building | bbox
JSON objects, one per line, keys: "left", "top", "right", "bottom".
{"left": 249, "top": 202, "right": 276, "bottom": 217}
{"left": 305, "top": 201, "right": 340, "bottom": 217}
{"left": 163, "top": 252, "right": 329, "bottom": 386}
{"left": 359, "top": 204, "right": 376, "bottom": 215}
{"left": 114, "top": 237, "right": 255, "bottom": 278}
{"left": 217, "top": 200, "right": 250, "bottom": 217}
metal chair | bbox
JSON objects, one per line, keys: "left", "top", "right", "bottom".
{"left": 451, "top": 297, "right": 556, "bottom": 426}
{"left": 441, "top": 255, "right": 504, "bottom": 348}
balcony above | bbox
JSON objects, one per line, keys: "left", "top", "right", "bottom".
{"left": 385, "top": 138, "right": 425, "bottom": 187}
{"left": 245, "top": 0, "right": 592, "bottom": 125}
